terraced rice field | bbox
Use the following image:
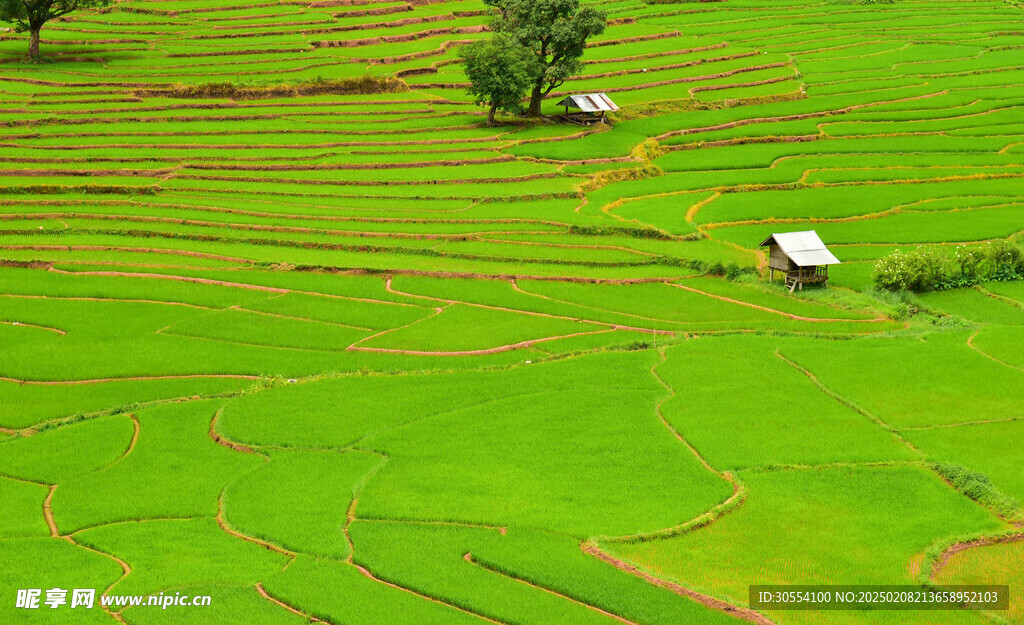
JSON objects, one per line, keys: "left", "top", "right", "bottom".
{"left": 1, "top": 0, "right": 1022, "bottom": 623}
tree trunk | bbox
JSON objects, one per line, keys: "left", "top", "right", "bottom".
{"left": 528, "top": 84, "right": 543, "bottom": 117}
{"left": 486, "top": 104, "right": 497, "bottom": 126}
{"left": 29, "top": 29, "right": 41, "bottom": 60}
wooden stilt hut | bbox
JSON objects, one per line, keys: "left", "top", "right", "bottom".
{"left": 760, "top": 231, "right": 841, "bottom": 292}
{"left": 556, "top": 93, "right": 618, "bottom": 125}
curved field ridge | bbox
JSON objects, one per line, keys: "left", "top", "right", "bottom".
{"left": 581, "top": 544, "right": 776, "bottom": 625}
{"left": 930, "top": 532, "right": 1024, "bottom": 580}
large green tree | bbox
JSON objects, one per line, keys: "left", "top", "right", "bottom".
{"left": 461, "top": 34, "right": 538, "bottom": 126}
{"left": 0, "top": 0, "right": 111, "bottom": 60}
{"left": 484, "top": 0, "right": 607, "bottom": 116}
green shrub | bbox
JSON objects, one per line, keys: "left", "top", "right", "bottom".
{"left": 873, "top": 241, "right": 1024, "bottom": 292}
{"left": 872, "top": 247, "right": 949, "bottom": 291}
{"left": 931, "top": 463, "right": 1021, "bottom": 521}
{"left": 868, "top": 288, "right": 918, "bottom": 320}
{"left": 625, "top": 341, "right": 653, "bottom": 350}
{"left": 689, "top": 260, "right": 754, "bottom": 281}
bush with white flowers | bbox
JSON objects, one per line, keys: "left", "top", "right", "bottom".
{"left": 873, "top": 241, "right": 1024, "bottom": 292}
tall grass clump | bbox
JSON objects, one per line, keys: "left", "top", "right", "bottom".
{"left": 873, "top": 241, "right": 1024, "bottom": 292}
{"left": 702, "top": 261, "right": 755, "bottom": 281}
{"left": 932, "top": 463, "right": 1021, "bottom": 521}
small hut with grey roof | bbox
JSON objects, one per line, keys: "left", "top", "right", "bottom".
{"left": 760, "top": 230, "right": 841, "bottom": 292}
{"left": 556, "top": 93, "right": 618, "bottom": 125}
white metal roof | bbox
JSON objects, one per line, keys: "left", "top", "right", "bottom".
{"left": 556, "top": 93, "right": 619, "bottom": 112}
{"left": 759, "top": 230, "right": 841, "bottom": 266}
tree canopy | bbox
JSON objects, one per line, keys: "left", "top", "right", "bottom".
{"left": 0, "top": 0, "right": 112, "bottom": 59}
{"left": 461, "top": 34, "right": 538, "bottom": 126}
{"left": 484, "top": 0, "right": 607, "bottom": 116}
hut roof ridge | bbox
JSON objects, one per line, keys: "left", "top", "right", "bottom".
{"left": 759, "top": 230, "right": 840, "bottom": 266}
{"left": 556, "top": 93, "right": 619, "bottom": 112}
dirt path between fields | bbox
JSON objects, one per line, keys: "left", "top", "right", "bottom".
{"left": 684, "top": 191, "right": 720, "bottom": 223}
{"left": 255, "top": 583, "right": 329, "bottom": 623}
{"left": 62, "top": 529, "right": 133, "bottom": 622}
{"left": 25, "top": 135, "right": 504, "bottom": 150}
{"left": 330, "top": 266, "right": 672, "bottom": 285}
{"left": 421, "top": 61, "right": 792, "bottom": 92}
{"left": 216, "top": 490, "right": 294, "bottom": 557}
{"left": 930, "top": 532, "right": 1024, "bottom": 578}
{"left": 338, "top": 456, "right": 514, "bottom": 624}
{"left": 509, "top": 279, "right": 682, "bottom": 331}
{"left": 43, "top": 485, "right": 61, "bottom": 537}
{"left": 0, "top": 373, "right": 260, "bottom": 386}
{"left": 174, "top": 171, "right": 559, "bottom": 187}
{"left": 0, "top": 292, "right": 212, "bottom": 307}
{"left": 775, "top": 351, "right": 922, "bottom": 456}
{"left": 902, "top": 415, "right": 1024, "bottom": 432}
{"left": 352, "top": 561, "right": 513, "bottom": 625}
{"left": 48, "top": 267, "right": 290, "bottom": 293}
{"left": 2, "top": 242, "right": 253, "bottom": 265}
{"left": 209, "top": 408, "right": 260, "bottom": 455}
{"left": 0, "top": 320, "right": 66, "bottom": 335}
{"left": 230, "top": 305, "right": 374, "bottom": 332}
{"left": 357, "top": 517, "right": 508, "bottom": 535}
{"left": 632, "top": 349, "right": 744, "bottom": 531}
{"left": 471, "top": 236, "right": 657, "bottom": 257}
{"left": 346, "top": 301, "right": 446, "bottom": 350}
{"left": 41, "top": 483, "right": 135, "bottom": 607}
{"left": 966, "top": 331, "right": 1024, "bottom": 372}
{"left": 666, "top": 281, "right": 888, "bottom": 323}
{"left": 41, "top": 266, "right": 439, "bottom": 309}
{"left": 582, "top": 544, "right": 777, "bottom": 625}
{"left": 689, "top": 74, "right": 795, "bottom": 97}
{"left": 464, "top": 552, "right": 639, "bottom": 625}
{"left": 349, "top": 328, "right": 618, "bottom": 356}
{"left": 2, "top": 198, "right": 564, "bottom": 229}
{"left": 385, "top": 276, "right": 675, "bottom": 335}
{"left": 343, "top": 497, "right": 359, "bottom": 563}
{"left": 653, "top": 90, "right": 945, "bottom": 141}
{"left": 106, "top": 414, "right": 140, "bottom": 471}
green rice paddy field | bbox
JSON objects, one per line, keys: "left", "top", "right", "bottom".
{"left": 1, "top": 0, "right": 1022, "bottom": 623}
